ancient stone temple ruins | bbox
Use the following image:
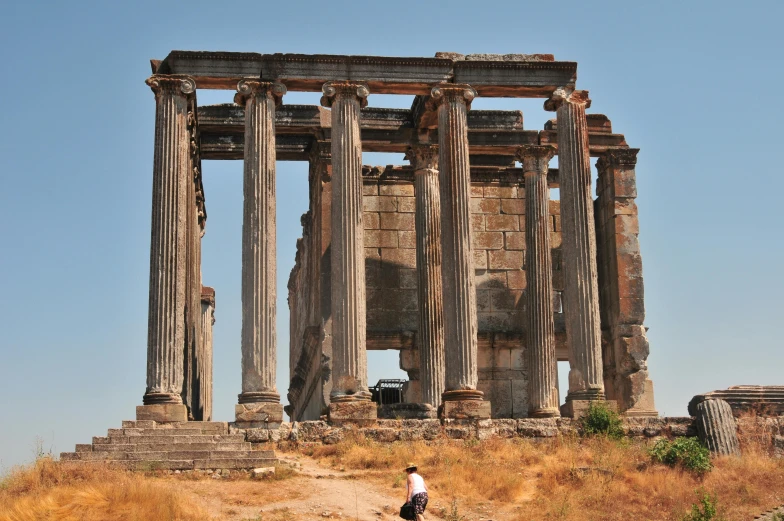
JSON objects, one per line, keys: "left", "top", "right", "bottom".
{"left": 137, "top": 50, "right": 658, "bottom": 426}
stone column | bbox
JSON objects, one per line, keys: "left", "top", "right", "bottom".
{"left": 431, "top": 84, "right": 490, "bottom": 419}
{"left": 320, "top": 82, "right": 376, "bottom": 421}
{"left": 138, "top": 75, "right": 196, "bottom": 423}
{"left": 545, "top": 88, "right": 605, "bottom": 415}
{"left": 407, "top": 144, "right": 445, "bottom": 414}
{"left": 200, "top": 286, "right": 216, "bottom": 422}
{"left": 234, "top": 80, "right": 286, "bottom": 426}
{"left": 518, "top": 145, "right": 560, "bottom": 418}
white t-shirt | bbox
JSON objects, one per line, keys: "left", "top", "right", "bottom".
{"left": 409, "top": 473, "right": 426, "bottom": 495}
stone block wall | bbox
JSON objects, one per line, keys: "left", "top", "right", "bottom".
{"left": 288, "top": 166, "right": 569, "bottom": 420}
{"left": 360, "top": 171, "right": 565, "bottom": 418}
{"left": 363, "top": 178, "right": 419, "bottom": 332}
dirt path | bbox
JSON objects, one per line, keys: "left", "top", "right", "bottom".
{"left": 169, "top": 453, "right": 443, "bottom": 521}
{"left": 261, "top": 454, "right": 407, "bottom": 520}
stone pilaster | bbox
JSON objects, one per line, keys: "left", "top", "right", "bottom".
{"left": 545, "top": 89, "right": 605, "bottom": 411}
{"left": 595, "top": 148, "right": 657, "bottom": 416}
{"left": 235, "top": 80, "right": 286, "bottom": 424}
{"left": 518, "top": 145, "right": 560, "bottom": 418}
{"left": 138, "top": 75, "right": 196, "bottom": 423}
{"left": 321, "top": 82, "right": 375, "bottom": 420}
{"left": 406, "top": 144, "right": 445, "bottom": 412}
{"left": 431, "top": 84, "right": 489, "bottom": 419}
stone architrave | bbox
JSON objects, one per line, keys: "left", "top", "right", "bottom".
{"left": 235, "top": 80, "right": 286, "bottom": 423}
{"left": 406, "top": 144, "right": 445, "bottom": 412}
{"left": 545, "top": 88, "right": 605, "bottom": 411}
{"left": 430, "top": 84, "right": 488, "bottom": 418}
{"left": 518, "top": 145, "right": 560, "bottom": 418}
{"left": 138, "top": 75, "right": 197, "bottom": 423}
{"left": 320, "top": 82, "right": 375, "bottom": 419}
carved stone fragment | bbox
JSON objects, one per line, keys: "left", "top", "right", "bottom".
{"left": 695, "top": 399, "right": 741, "bottom": 457}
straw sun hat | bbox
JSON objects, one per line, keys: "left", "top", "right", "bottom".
{"left": 405, "top": 463, "right": 418, "bottom": 472}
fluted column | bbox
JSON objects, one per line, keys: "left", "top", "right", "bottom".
{"left": 141, "top": 75, "right": 196, "bottom": 419}
{"left": 200, "top": 286, "right": 216, "bottom": 422}
{"left": 407, "top": 144, "right": 445, "bottom": 409}
{"left": 518, "top": 145, "right": 560, "bottom": 418}
{"left": 431, "top": 84, "right": 486, "bottom": 414}
{"left": 235, "top": 81, "right": 286, "bottom": 418}
{"left": 545, "top": 88, "right": 605, "bottom": 403}
{"left": 321, "top": 82, "right": 373, "bottom": 405}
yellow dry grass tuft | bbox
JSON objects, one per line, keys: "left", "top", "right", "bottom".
{"left": 0, "top": 457, "right": 213, "bottom": 521}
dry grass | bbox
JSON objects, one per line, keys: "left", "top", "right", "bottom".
{"left": 0, "top": 457, "right": 213, "bottom": 521}
{"left": 2, "top": 425, "right": 781, "bottom": 521}
{"left": 300, "top": 429, "right": 784, "bottom": 521}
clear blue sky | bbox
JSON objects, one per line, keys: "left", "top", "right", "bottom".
{"left": 1, "top": 1, "right": 782, "bottom": 469}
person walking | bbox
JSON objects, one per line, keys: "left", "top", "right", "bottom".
{"left": 404, "top": 463, "right": 428, "bottom": 521}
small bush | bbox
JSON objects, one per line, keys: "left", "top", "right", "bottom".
{"left": 650, "top": 437, "right": 712, "bottom": 474}
{"left": 682, "top": 491, "right": 725, "bottom": 521}
{"left": 441, "top": 499, "right": 468, "bottom": 521}
{"left": 580, "top": 402, "right": 624, "bottom": 439}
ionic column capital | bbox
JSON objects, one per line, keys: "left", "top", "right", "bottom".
{"left": 597, "top": 148, "right": 639, "bottom": 171}
{"left": 146, "top": 75, "right": 196, "bottom": 99}
{"left": 544, "top": 88, "right": 591, "bottom": 112}
{"left": 430, "top": 84, "right": 477, "bottom": 110}
{"left": 320, "top": 81, "right": 369, "bottom": 108}
{"left": 405, "top": 144, "right": 439, "bottom": 172}
{"left": 234, "top": 80, "right": 287, "bottom": 106}
{"left": 517, "top": 145, "right": 556, "bottom": 175}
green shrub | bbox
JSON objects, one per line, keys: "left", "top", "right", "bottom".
{"left": 580, "top": 402, "right": 624, "bottom": 439}
{"left": 650, "top": 437, "right": 712, "bottom": 474}
{"left": 681, "top": 491, "right": 725, "bottom": 521}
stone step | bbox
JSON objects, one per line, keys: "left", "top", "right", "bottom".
{"left": 193, "top": 458, "right": 277, "bottom": 470}
{"left": 110, "top": 428, "right": 207, "bottom": 436}
{"left": 121, "top": 420, "right": 229, "bottom": 434}
{"left": 105, "top": 434, "right": 246, "bottom": 444}
{"left": 75, "top": 444, "right": 93, "bottom": 452}
{"left": 111, "top": 460, "right": 197, "bottom": 471}
{"left": 62, "top": 450, "right": 275, "bottom": 462}
{"left": 92, "top": 442, "right": 250, "bottom": 452}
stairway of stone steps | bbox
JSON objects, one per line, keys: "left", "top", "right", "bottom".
{"left": 60, "top": 420, "right": 276, "bottom": 471}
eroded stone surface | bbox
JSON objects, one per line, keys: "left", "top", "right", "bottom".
{"left": 328, "top": 400, "right": 377, "bottom": 424}
{"left": 442, "top": 399, "right": 492, "bottom": 420}
{"left": 689, "top": 386, "right": 784, "bottom": 417}
{"left": 136, "top": 404, "right": 188, "bottom": 423}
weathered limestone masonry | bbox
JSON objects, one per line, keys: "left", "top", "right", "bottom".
{"left": 235, "top": 80, "right": 286, "bottom": 427}
{"left": 321, "top": 82, "right": 376, "bottom": 422}
{"left": 66, "top": 50, "right": 674, "bottom": 472}
{"left": 519, "top": 145, "right": 559, "bottom": 418}
{"left": 408, "top": 144, "right": 445, "bottom": 415}
{"left": 545, "top": 89, "right": 606, "bottom": 417}
{"left": 432, "top": 85, "right": 489, "bottom": 420}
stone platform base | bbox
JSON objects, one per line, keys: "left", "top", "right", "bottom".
{"left": 441, "top": 400, "right": 491, "bottom": 419}
{"left": 235, "top": 402, "right": 284, "bottom": 428}
{"left": 136, "top": 404, "right": 187, "bottom": 423}
{"left": 233, "top": 416, "right": 704, "bottom": 445}
{"left": 560, "top": 399, "right": 618, "bottom": 419}
{"left": 378, "top": 403, "right": 436, "bottom": 419}
{"left": 328, "top": 401, "right": 377, "bottom": 424}
{"left": 60, "top": 420, "right": 277, "bottom": 471}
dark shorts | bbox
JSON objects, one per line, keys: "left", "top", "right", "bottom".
{"left": 412, "top": 492, "right": 428, "bottom": 514}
